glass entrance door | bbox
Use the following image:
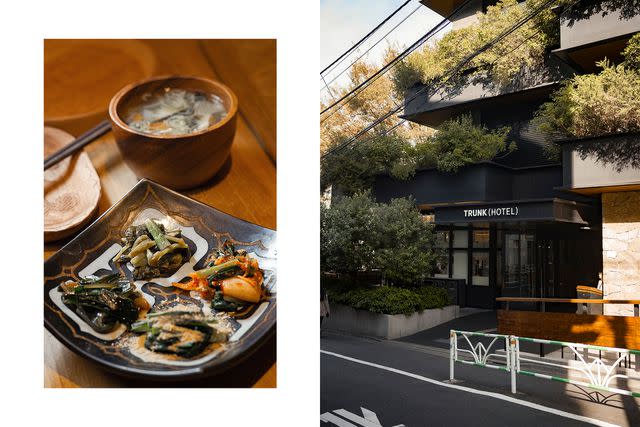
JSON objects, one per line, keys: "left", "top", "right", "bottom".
{"left": 536, "top": 239, "right": 555, "bottom": 298}
{"left": 503, "top": 232, "right": 536, "bottom": 297}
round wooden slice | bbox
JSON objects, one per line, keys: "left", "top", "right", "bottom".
{"left": 44, "top": 127, "right": 101, "bottom": 242}
{"left": 44, "top": 39, "right": 157, "bottom": 135}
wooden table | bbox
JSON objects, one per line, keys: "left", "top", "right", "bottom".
{"left": 44, "top": 39, "right": 276, "bottom": 388}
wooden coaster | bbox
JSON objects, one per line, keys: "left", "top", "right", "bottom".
{"left": 44, "top": 127, "right": 101, "bottom": 242}
{"left": 44, "top": 39, "right": 157, "bottom": 135}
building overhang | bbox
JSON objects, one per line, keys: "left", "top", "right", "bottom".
{"left": 558, "top": 132, "right": 640, "bottom": 195}
{"left": 401, "top": 81, "right": 559, "bottom": 127}
{"left": 552, "top": 34, "right": 634, "bottom": 73}
{"left": 418, "top": 0, "right": 467, "bottom": 18}
{"left": 553, "top": 8, "right": 640, "bottom": 72}
{"left": 431, "top": 198, "right": 597, "bottom": 225}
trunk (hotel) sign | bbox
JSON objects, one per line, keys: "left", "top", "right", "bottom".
{"left": 463, "top": 206, "right": 519, "bottom": 218}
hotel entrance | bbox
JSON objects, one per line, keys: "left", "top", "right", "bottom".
{"left": 503, "top": 231, "right": 561, "bottom": 299}
{"left": 431, "top": 222, "right": 602, "bottom": 309}
{"left": 424, "top": 198, "right": 602, "bottom": 308}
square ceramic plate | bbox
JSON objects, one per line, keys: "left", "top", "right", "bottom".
{"left": 44, "top": 179, "right": 276, "bottom": 380}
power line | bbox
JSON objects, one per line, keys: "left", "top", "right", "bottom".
{"left": 321, "top": 0, "right": 560, "bottom": 160}
{"left": 321, "top": 0, "right": 413, "bottom": 76}
{"left": 320, "top": 0, "right": 477, "bottom": 120}
{"left": 320, "top": 4, "right": 422, "bottom": 92}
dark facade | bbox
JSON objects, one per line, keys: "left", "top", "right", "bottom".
{"left": 373, "top": 1, "right": 640, "bottom": 309}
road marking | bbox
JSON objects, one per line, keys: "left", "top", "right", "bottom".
{"left": 321, "top": 407, "right": 405, "bottom": 427}
{"left": 320, "top": 412, "right": 357, "bottom": 426}
{"left": 321, "top": 350, "right": 620, "bottom": 427}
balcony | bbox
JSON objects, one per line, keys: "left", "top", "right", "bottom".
{"left": 402, "top": 55, "right": 575, "bottom": 127}
{"left": 553, "top": 8, "right": 640, "bottom": 72}
{"left": 559, "top": 133, "right": 640, "bottom": 194}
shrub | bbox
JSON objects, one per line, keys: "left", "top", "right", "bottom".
{"left": 533, "top": 60, "right": 640, "bottom": 140}
{"left": 622, "top": 32, "right": 640, "bottom": 71}
{"left": 415, "top": 114, "right": 513, "bottom": 173}
{"left": 328, "top": 286, "right": 450, "bottom": 315}
{"left": 320, "top": 133, "right": 417, "bottom": 195}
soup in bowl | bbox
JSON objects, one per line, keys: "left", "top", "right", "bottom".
{"left": 109, "top": 75, "right": 238, "bottom": 190}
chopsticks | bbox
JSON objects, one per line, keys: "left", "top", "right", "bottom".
{"left": 44, "top": 119, "right": 112, "bottom": 170}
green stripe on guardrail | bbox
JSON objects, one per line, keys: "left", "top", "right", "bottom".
{"left": 550, "top": 376, "right": 571, "bottom": 384}
{"left": 517, "top": 337, "right": 640, "bottom": 354}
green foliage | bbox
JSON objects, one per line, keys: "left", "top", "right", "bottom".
{"left": 372, "top": 198, "right": 439, "bottom": 285}
{"left": 533, "top": 60, "right": 640, "bottom": 140}
{"left": 321, "top": 115, "right": 512, "bottom": 194}
{"left": 622, "top": 32, "right": 640, "bottom": 70}
{"left": 320, "top": 133, "right": 416, "bottom": 195}
{"left": 321, "top": 192, "right": 377, "bottom": 276}
{"left": 321, "top": 192, "right": 438, "bottom": 286}
{"left": 391, "top": 0, "right": 558, "bottom": 95}
{"left": 328, "top": 286, "right": 450, "bottom": 315}
{"left": 416, "top": 115, "right": 512, "bottom": 173}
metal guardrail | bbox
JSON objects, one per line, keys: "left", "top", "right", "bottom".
{"left": 450, "top": 330, "right": 640, "bottom": 397}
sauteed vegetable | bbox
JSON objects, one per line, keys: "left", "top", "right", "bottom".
{"left": 131, "top": 311, "right": 232, "bottom": 358}
{"left": 113, "top": 219, "right": 190, "bottom": 280}
{"left": 58, "top": 273, "right": 149, "bottom": 333}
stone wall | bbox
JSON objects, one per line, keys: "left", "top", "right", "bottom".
{"left": 602, "top": 191, "right": 640, "bottom": 316}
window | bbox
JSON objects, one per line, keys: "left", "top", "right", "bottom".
{"left": 472, "top": 252, "right": 489, "bottom": 286}
{"left": 434, "top": 252, "right": 449, "bottom": 277}
{"left": 435, "top": 230, "right": 450, "bottom": 248}
{"left": 452, "top": 250, "right": 468, "bottom": 280}
{"left": 473, "top": 229, "right": 489, "bottom": 248}
{"left": 453, "top": 229, "right": 468, "bottom": 248}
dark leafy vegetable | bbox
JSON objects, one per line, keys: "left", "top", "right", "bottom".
{"left": 211, "top": 290, "right": 245, "bottom": 312}
{"left": 132, "top": 311, "right": 229, "bottom": 358}
{"left": 58, "top": 274, "right": 143, "bottom": 333}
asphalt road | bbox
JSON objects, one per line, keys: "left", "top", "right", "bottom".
{"left": 321, "top": 331, "right": 640, "bottom": 427}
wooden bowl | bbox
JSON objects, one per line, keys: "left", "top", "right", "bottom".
{"left": 108, "top": 76, "right": 238, "bottom": 190}
{"left": 44, "top": 39, "right": 156, "bottom": 135}
{"left": 44, "top": 127, "right": 101, "bottom": 242}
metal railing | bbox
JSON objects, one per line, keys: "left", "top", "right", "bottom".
{"left": 450, "top": 330, "right": 640, "bottom": 397}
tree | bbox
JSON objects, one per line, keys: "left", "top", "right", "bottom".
{"left": 320, "top": 52, "right": 435, "bottom": 195}
{"left": 321, "top": 192, "right": 378, "bottom": 277}
{"left": 371, "top": 197, "right": 439, "bottom": 286}
{"left": 321, "top": 191, "right": 438, "bottom": 286}
{"left": 320, "top": 59, "right": 512, "bottom": 195}
{"left": 391, "top": 0, "right": 559, "bottom": 95}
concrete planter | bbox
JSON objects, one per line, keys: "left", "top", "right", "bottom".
{"left": 322, "top": 304, "right": 460, "bottom": 339}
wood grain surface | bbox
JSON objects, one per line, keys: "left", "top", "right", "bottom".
{"left": 44, "top": 39, "right": 276, "bottom": 388}
{"left": 496, "top": 298, "right": 640, "bottom": 304}
{"left": 44, "top": 127, "right": 101, "bottom": 242}
{"left": 497, "top": 310, "right": 640, "bottom": 350}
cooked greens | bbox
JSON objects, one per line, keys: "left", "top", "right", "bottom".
{"left": 58, "top": 273, "right": 146, "bottom": 333}
{"left": 114, "top": 219, "right": 190, "bottom": 280}
{"left": 131, "top": 311, "right": 230, "bottom": 358}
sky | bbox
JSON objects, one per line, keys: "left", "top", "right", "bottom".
{"left": 320, "top": 0, "right": 445, "bottom": 97}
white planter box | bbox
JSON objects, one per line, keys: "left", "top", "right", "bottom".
{"left": 322, "top": 304, "right": 460, "bottom": 339}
